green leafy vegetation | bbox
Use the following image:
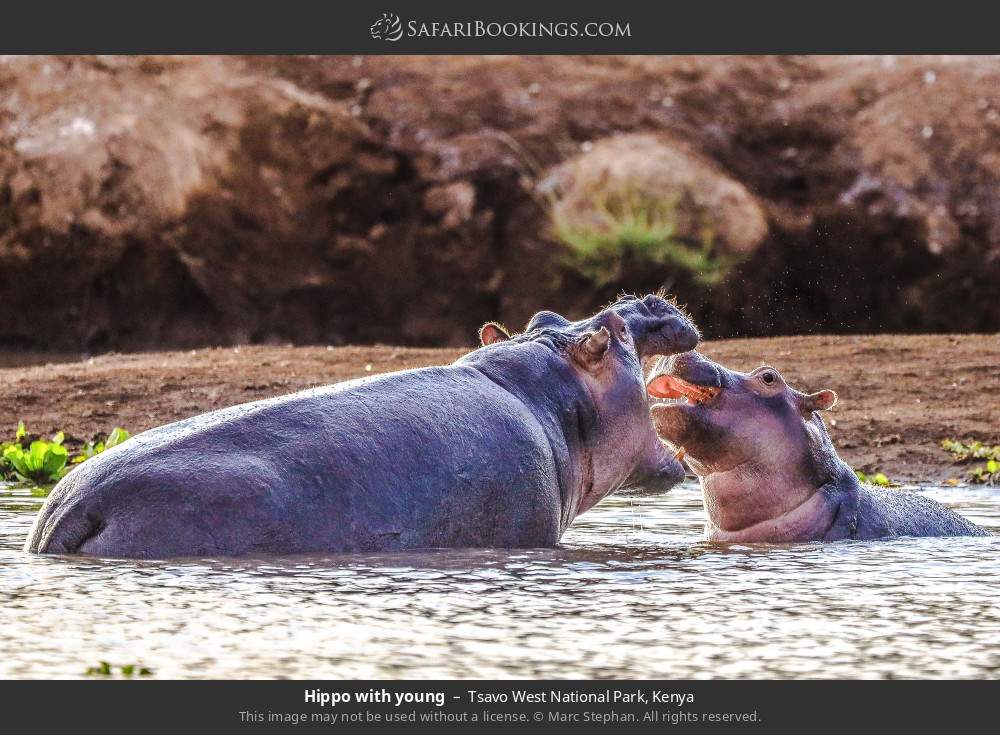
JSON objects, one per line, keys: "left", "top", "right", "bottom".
{"left": 941, "top": 439, "right": 1000, "bottom": 485}
{"left": 71, "top": 427, "right": 131, "bottom": 464}
{"left": 0, "top": 423, "right": 131, "bottom": 486}
{"left": 1, "top": 422, "right": 68, "bottom": 484}
{"left": 551, "top": 188, "right": 731, "bottom": 286}
{"left": 855, "top": 470, "right": 895, "bottom": 487}
{"left": 84, "top": 661, "right": 153, "bottom": 678}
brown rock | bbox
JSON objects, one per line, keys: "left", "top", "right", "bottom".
{"left": 541, "top": 133, "right": 768, "bottom": 255}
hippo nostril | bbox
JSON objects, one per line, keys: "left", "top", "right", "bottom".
{"left": 654, "top": 317, "right": 699, "bottom": 352}
{"left": 676, "top": 328, "right": 699, "bottom": 354}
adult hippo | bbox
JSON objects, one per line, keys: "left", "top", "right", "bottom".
{"left": 26, "top": 297, "right": 697, "bottom": 558}
{"left": 647, "top": 351, "right": 988, "bottom": 542}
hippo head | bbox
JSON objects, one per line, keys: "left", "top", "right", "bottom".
{"left": 476, "top": 304, "right": 690, "bottom": 512}
{"left": 647, "top": 351, "right": 839, "bottom": 537}
{"left": 483, "top": 293, "right": 700, "bottom": 365}
{"left": 601, "top": 293, "right": 701, "bottom": 363}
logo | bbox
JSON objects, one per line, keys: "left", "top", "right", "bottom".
{"left": 370, "top": 12, "right": 403, "bottom": 41}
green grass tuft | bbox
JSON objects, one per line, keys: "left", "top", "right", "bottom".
{"left": 551, "top": 188, "right": 731, "bottom": 286}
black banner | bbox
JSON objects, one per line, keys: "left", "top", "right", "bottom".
{"left": 0, "top": 0, "right": 997, "bottom": 53}
{"left": 2, "top": 680, "right": 997, "bottom": 732}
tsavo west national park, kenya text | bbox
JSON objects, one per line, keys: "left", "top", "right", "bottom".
{"left": 304, "top": 687, "right": 695, "bottom": 707}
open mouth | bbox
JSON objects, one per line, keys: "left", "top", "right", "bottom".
{"left": 647, "top": 359, "right": 721, "bottom": 465}
{"left": 646, "top": 373, "right": 719, "bottom": 464}
{"left": 646, "top": 373, "right": 720, "bottom": 405}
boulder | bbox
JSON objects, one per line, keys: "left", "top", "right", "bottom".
{"left": 541, "top": 133, "right": 768, "bottom": 256}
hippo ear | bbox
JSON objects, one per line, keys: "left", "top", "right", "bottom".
{"left": 569, "top": 327, "right": 611, "bottom": 370}
{"left": 800, "top": 389, "right": 838, "bottom": 413}
{"left": 478, "top": 322, "right": 511, "bottom": 346}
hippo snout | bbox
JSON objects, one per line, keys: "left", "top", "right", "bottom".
{"left": 659, "top": 316, "right": 700, "bottom": 354}
{"left": 661, "top": 351, "right": 722, "bottom": 388}
{"left": 636, "top": 295, "right": 700, "bottom": 356}
{"left": 628, "top": 313, "right": 700, "bottom": 360}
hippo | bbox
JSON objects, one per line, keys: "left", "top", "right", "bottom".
{"left": 25, "top": 295, "right": 698, "bottom": 558}
{"left": 647, "top": 351, "right": 988, "bottom": 542}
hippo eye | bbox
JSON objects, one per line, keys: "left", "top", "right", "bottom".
{"left": 761, "top": 371, "right": 776, "bottom": 385}
{"left": 619, "top": 325, "right": 629, "bottom": 340}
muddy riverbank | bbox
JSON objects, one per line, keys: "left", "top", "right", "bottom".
{"left": 3, "top": 56, "right": 1000, "bottom": 351}
{"left": 1, "top": 333, "right": 997, "bottom": 482}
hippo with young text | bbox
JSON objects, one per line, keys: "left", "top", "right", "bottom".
{"left": 26, "top": 295, "right": 698, "bottom": 558}
{"left": 647, "top": 351, "right": 988, "bottom": 542}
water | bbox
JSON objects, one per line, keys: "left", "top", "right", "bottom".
{"left": 1, "top": 481, "right": 998, "bottom": 679}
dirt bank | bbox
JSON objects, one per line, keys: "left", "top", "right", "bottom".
{"left": 2, "top": 56, "right": 999, "bottom": 351}
{"left": 2, "top": 334, "right": 997, "bottom": 482}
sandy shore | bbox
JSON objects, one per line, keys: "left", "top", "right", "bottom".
{"left": 2, "top": 334, "right": 998, "bottom": 482}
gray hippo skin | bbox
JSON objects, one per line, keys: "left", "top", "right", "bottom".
{"left": 647, "top": 351, "right": 988, "bottom": 542}
{"left": 25, "top": 296, "right": 697, "bottom": 558}
{"left": 493, "top": 292, "right": 700, "bottom": 367}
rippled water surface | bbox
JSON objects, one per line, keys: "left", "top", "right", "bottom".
{"left": 2, "top": 481, "right": 998, "bottom": 679}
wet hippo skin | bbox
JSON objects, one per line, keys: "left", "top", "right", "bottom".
{"left": 26, "top": 296, "right": 698, "bottom": 558}
{"left": 648, "top": 351, "right": 988, "bottom": 542}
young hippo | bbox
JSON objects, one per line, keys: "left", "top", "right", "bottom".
{"left": 26, "top": 301, "right": 696, "bottom": 559}
{"left": 647, "top": 351, "right": 988, "bottom": 542}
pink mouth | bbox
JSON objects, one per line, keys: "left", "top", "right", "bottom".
{"left": 647, "top": 374, "right": 720, "bottom": 404}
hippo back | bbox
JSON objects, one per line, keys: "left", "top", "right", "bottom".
{"left": 26, "top": 365, "right": 566, "bottom": 557}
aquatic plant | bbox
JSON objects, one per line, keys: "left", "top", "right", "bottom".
{"left": 941, "top": 439, "right": 1000, "bottom": 485}
{"left": 940, "top": 438, "right": 1000, "bottom": 463}
{"left": 84, "top": 661, "right": 153, "bottom": 678}
{"left": 855, "top": 470, "right": 894, "bottom": 487}
{"left": 968, "top": 463, "right": 999, "bottom": 485}
{"left": 1, "top": 423, "right": 69, "bottom": 484}
{"left": 0, "top": 423, "right": 131, "bottom": 485}
{"left": 71, "top": 427, "right": 131, "bottom": 464}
